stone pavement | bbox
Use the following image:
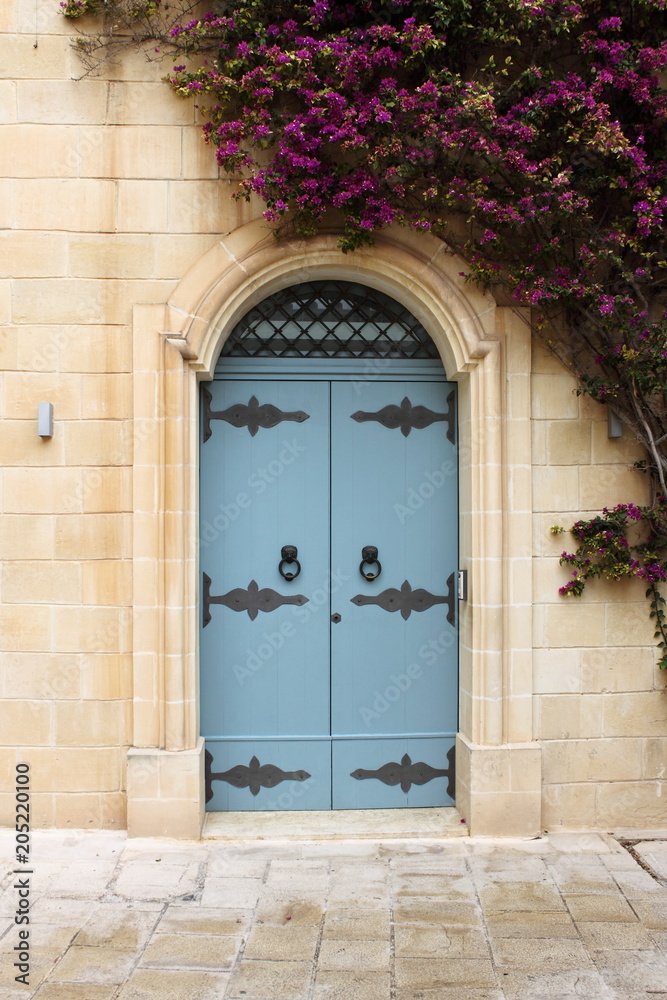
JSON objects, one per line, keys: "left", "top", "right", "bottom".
{"left": 1, "top": 829, "right": 667, "bottom": 1000}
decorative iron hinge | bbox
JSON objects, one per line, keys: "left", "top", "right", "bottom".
{"left": 351, "top": 573, "right": 456, "bottom": 626}
{"left": 350, "top": 746, "right": 455, "bottom": 798}
{"left": 203, "top": 573, "right": 309, "bottom": 626}
{"left": 202, "top": 386, "right": 309, "bottom": 441}
{"left": 351, "top": 391, "right": 455, "bottom": 443}
{"left": 205, "top": 749, "right": 311, "bottom": 801}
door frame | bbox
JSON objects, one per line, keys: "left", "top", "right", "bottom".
{"left": 126, "top": 222, "right": 542, "bottom": 838}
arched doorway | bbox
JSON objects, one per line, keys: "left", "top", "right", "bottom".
{"left": 200, "top": 281, "right": 459, "bottom": 810}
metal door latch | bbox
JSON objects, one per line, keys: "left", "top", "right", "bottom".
{"left": 457, "top": 570, "right": 468, "bottom": 602}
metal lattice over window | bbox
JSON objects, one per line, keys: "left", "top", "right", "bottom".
{"left": 221, "top": 280, "right": 439, "bottom": 359}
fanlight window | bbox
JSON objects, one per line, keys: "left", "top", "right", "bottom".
{"left": 221, "top": 280, "right": 439, "bottom": 359}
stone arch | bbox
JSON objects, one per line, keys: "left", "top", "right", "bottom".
{"left": 127, "top": 221, "right": 541, "bottom": 838}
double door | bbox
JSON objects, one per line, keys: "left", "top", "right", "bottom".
{"left": 200, "top": 375, "right": 458, "bottom": 809}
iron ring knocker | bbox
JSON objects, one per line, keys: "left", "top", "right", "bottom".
{"left": 279, "top": 545, "right": 301, "bottom": 581}
{"left": 360, "top": 545, "right": 382, "bottom": 581}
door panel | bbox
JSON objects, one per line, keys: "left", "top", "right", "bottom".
{"left": 200, "top": 375, "right": 458, "bottom": 810}
{"left": 329, "top": 381, "right": 458, "bottom": 807}
{"left": 332, "top": 737, "right": 456, "bottom": 809}
{"left": 200, "top": 381, "right": 331, "bottom": 743}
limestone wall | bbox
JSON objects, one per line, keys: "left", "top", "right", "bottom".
{"left": 0, "top": 0, "right": 665, "bottom": 833}
{"left": 532, "top": 342, "right": 667, "bottom": 831}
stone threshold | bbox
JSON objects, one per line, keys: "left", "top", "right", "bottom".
{"left": 202, "top": 806, "right": 468, "bottom": 840}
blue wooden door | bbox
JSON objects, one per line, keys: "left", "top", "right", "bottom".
{"left": 200, "top": 375, "right": 458, "bottom": 810}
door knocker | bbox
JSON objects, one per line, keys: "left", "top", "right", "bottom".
{"left": 360, "top": 545, "right": 382, "bottom": 581}
{"left": 279, "top": 545, "right": 301, "bottom": 581}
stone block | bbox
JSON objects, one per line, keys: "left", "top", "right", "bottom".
{"left": 591, "top": 418, "right": 645, "bottom": 465}
{"left": 3, "top": 560, "right": 81, "bottom": 604}
{"left": 48, "top": 944, "right": 136, "bottom": 983}
{"left": 533, "top": 647, "right": 582, "bottom": 694}
{"left": 603, "top": 692, "right": 667, "bottom": 738}
{"left": 116, "top": 180, "right": 169, "bottom": 233}
{"left": 581, "top": 646, "right": 657, "bottom": 693}
{"left": 0, "top": 699, "right": 51, "bottom": 744}
{"left": 69, "top": 236, "right": 156, "bottom": 280}
{"left": 394, "top": 958, "right": 498, "bottom": 990}
{"left": 17, "top": 178, "right": 116, "bottom": 231}
{"left": 126, "top": 741, "right": 204, "bottom": 839}
{"left": 64, "top": 421, "right": 130, "bottom": 466}
{"left": 107, "top": 82, "right": 195, "bottom": 126}
{"left": 532, "top": 465, "right": 579, "bottom": 513}
{"left": 538, "top": 694, "right": 603, "bottom": 739}
{"left": 81, "top": 653, "right": 131, "bottom": 701}
{"left": 2, "top": 652, "right": 80, "bottom": 699}
{"left": 0, "top": 125, "right": 78, "bottom": 176}
{"left": 4, "top": 371, "right": 82, "bottom": 418}
{"left": 52, "top": 605, "right": 124, "bottom": 653}
{"left": 54, "top": 700, "right": 127, "bottom": 747}
{"left": 168, "top": 180, "right": 241, "bottom": 233}
{"left": 597, "top": 781, "right": 667, "bottom": 828}
{"left": 27, "top": 747, "right": 123, "bottom": 793}
{"left": 542, "top": 603, "right": 605, "bottom": 648}
{"left": 0, "top": 602, "right": 52, "bottom": 650}
{"left": 542, "top": 738, "right": 642, "bottom": 784}
{"left": 54, "top": 514, "right": 126, "bottom": 560}
{"left": 80, "top": 127, "right": 182, "bottom": 180}
{"left": 0, "top": 231, "right": 68, "bottom": 278}
{"left": 82, "top": 560, "right": 132, "bottom": 606}
{"left": 580, "top": 465, "right": 649, "bottom": 510}
{"left": 155, "top": 234, "right": 221, "bottom": 279}
{"left": 17, "top": 79, "right": 108, "bottom": 125}
{"left": 58, "top": 326, "right": 132, "bottom": 374}
{"left": 546, "top": 419, "right": 592, "bottom": 466}
{"left": 541, "top": 781, "right": 598, "bottom": 830}
{"left": 0, "top": 32, "right": 69, "bottom": 78}
{"left": 182, "top": 127, "right": 220, "bottom": 179}
{"left": 531, "top": 374, "right": 579, "bottom": 419}
{"left": 79, "top": 468, "right": 131, "bottom": 515}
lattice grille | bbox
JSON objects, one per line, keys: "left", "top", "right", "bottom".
{"left": 221, "top": 281, "right": 439, "bottom": 359}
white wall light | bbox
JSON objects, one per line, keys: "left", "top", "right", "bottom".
{"left": 38, "top": 402, "right": 54, "bottom": 438}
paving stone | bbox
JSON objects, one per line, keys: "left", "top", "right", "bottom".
{"left": 322, "top": 908, "right": 390, "bottom": 940}
{"left": 626, "top": 899, "right": 667, "bottom": 929}
{"left": 604, "top": 870, "right": 666, "bottom": 899}
{"left": 591, "top": 948, "right": 667, "bottom": 992}
{"left": 394, "top": 991, "right": 504, "bottom": 1000}
{"left": 394, "top": 923, "right": 490, "bottom": 958}
{"left": 484, "top": 911, "right": 578, "bottom": 938}
{"left": 576, "top": 919, "right": 655, "bottom": 950}
{"left": 243, "top": 924, "right": 320, "bottom": 960}
{"left": 499, "top": 968, "right": 611, "bottom": 999}
{"left": 478, "top": 883, "right": 566, "bottom": 912}
{"left": 227, "top": 959, "right": 313, "bottom": 999}
{"left": 634, "top": 841, "right": 667, "bottom": 880}
{"left": 255, "top": 898, "right": 324, "bottom": 926}
{"left": 115, "top": 969, "right": 230, "bottom": 1000}
{"left": 563, "top": 893, "right": 639, "bottom": 922}
{"left": 33, "top": 986, "right": 119, "bottom": 1000}
{"left": 395, "top": 958, "right": 498, "bottom": 990}
{"left": 207, "top": 853, "right": 269, "bottom": 878}
{"left": 312, "top": 970, "right": 391, "bottom": 999}
{"left": 46, "top": 944, "right": 137, "bottom": 983}
{"left": 317, "top": 939, "right": 390, "bottom": 971}
{"left": 139, "top": 931, "right": 241, "bottom": 970}
{"left": 491, "top": 936, "right": 593, "bottom": 971}
{"left": 30, "top": 898, "right": 102, "bottom": 924}
{"left": 29, "top": 922, "right": 80, "bottom": 950}
{"left": 73, "top": 907, "right": 159, "bottom": 949}
{"left": 393, "top": 874, "right": 476, "bottom": 900}
{"left": 199, "top": 876, "right": 264, "bottom": 908}
{"left": 156, "top": 905, "right": 252, "bottom": 935}
{"left": 394, "top": 900, "right": 482, "bottom": 925}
